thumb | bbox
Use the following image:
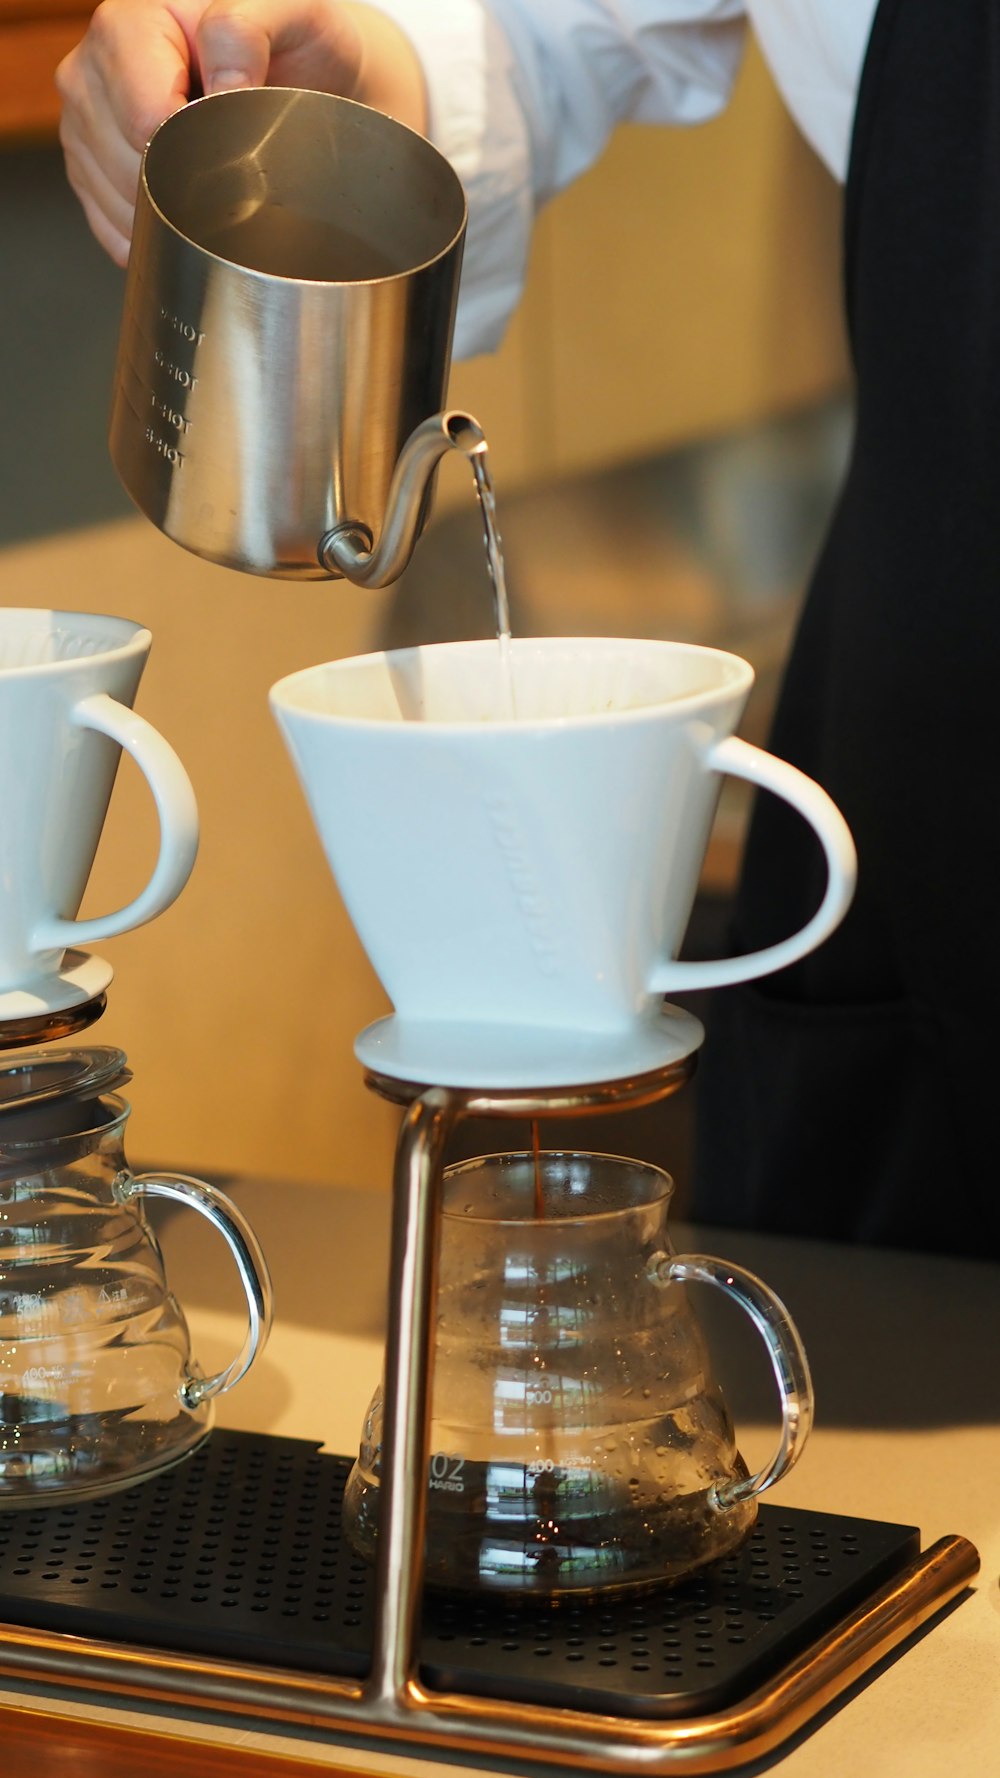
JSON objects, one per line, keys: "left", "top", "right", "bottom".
{"left": 196, "top": 1, "right": 274, "bottom": 94}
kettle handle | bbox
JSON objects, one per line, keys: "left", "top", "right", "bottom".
{"left": 656, "top": 1253, "right": 814, "bottom": 1509}
{"left": 115, "top": 1170, "right": 274, "bottom": 1407}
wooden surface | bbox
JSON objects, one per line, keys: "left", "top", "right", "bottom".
{"left": 0, "top": 1697, "right": 379, "bottom": 1778}
{"left": 0, "top": 3, "right": 94, "bottom": 16}
{"left": 0, "top": 3, "right": 93, "bottom": 141}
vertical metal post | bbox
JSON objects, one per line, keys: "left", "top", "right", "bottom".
{"left": 364, "top": 1086, "right": 459, "bottom": 1706}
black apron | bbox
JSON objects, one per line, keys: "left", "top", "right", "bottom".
{"left": 693, "top": 0, "right": 1000, "bottom": 1256}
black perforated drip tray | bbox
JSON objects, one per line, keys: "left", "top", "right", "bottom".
{"left": 0, "top": 1431, "right": 920, "bottom": 1719}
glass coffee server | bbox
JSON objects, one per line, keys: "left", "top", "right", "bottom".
{"left": 0, "top": 1041, "right": 272, "bottom": 1504}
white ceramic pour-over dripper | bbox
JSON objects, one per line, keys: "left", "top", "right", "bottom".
{"left": 270, "top": 636, "right": 857, "bottom": 1089}
{"left": 0, "top": 609, "right": 199, "bottom": 1018}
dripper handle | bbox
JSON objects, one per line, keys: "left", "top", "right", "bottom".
{"left": 116, "top": 1170, "right": 274, "bottom": 1406}
{"left": 655, "top": 1252, "right": 814, "bottom": 1509}
{"left": 34, "top": 692, "right": 199, "bottom": 949}
{"left": 647, "top": 735, "right": 857, "bottom": 991}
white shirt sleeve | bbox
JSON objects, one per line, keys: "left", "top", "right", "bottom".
{"left": 745, "top": 0, "right": 874, "bottom": 180}
{"left": 370, "top": 1, "right": 748, "bottom": 356}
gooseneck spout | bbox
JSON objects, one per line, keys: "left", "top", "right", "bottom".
{"left": 319, "top": 411, "right": 487, "bottom": 587}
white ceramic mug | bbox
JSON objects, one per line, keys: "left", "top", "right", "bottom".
{"left": 0, "top": 609, "right": 199, "bottom": 996}
{"left": 271, "top": 637, "right": 856, "bottom": 1080}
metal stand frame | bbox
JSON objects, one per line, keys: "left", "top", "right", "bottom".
{"left": 0, "top": 1060, "right": 980, "bottom": 1771}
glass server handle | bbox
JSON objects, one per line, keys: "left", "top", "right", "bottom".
{"left": 116, "top": 1170, "right": 274, "bottom": 1407}
{"left": 659, "top": 1253, "right": 814, "bottom": 1510}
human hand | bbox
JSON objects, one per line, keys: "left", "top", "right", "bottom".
{"left": 57, "top": 1, "right": 427, "bottom": 265}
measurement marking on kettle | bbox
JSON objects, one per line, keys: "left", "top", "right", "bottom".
{"left": 153, "top": 349, "right": 199, "bottom": 390}
{"left": 159, "top": 308, "right": 206, "bottom": 345}
{"left": 145, "top": 428, "right": 185, "bottom": 465}
{"left": 149, "top": 394, "right": 192, "bottom": 434}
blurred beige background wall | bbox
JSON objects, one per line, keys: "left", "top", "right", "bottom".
{"left": 445, "top": 43, "right": 847, "bottom": 502}
{"left": 0, "top": 40, "right": 848, "bottom": 1192}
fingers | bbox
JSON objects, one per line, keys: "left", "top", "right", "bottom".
{"left": 196, "top": 0, "right": 273, "bottom": 93}
{"left": 196, "top": 0, "right": 363, "bottom": 98}
{"left": 56, "top": 0, "right": 426, "bottom": 265}
{"left": 57, "top": 0, "right": 199, "bottom": 260}
{"left": 62, "top": 135, "right": 135, "bottom": 265}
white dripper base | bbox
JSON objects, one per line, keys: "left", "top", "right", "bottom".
{"left": 354, "top": 1001, "right": 704, "bottom": 1091}
{"left": 0, "top": 950, "right": 113, "bottom": 1025}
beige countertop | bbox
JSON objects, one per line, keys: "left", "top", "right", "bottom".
{"left": 1, "top": 1170, "right": 997, "bottom": 1775}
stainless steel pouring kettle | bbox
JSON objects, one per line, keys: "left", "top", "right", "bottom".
{"left": 110, "top": 86, "right": 485, "bottom": 584}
